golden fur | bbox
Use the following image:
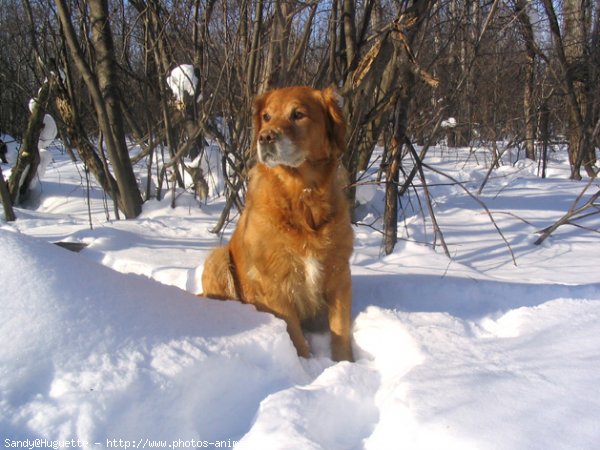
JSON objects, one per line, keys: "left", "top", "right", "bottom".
{"left": 201, "top": 86, "right": 353, "bottom": 361}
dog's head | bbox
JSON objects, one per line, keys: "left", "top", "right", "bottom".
{"left": 252, "top": 86, "right": 346, "bottom": 168}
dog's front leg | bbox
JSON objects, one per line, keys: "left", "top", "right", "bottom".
{"left": 327, "top": 269, "right": 354, "bottom": 362}
{"left": 284, "top": 313, "right": 311, "bottom": 358}
{"left": 259, "top": 295, "right": 310, "bottom": 358}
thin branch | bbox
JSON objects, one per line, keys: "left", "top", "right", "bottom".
{"left": 535, "top": 178, "right": 600, "bottom": 244}
{"left": 406, "top": 140, "right": 451, "bottom": 257}
{"left": 421, "top": 160, "right": 518, "bottom": 265}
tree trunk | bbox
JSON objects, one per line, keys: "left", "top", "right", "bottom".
{"left": 342, "top": 0, "right": 358, "bottom": 75}
{"left": 383, "top": 1, "right": 434, "bottom": 254}
{"left": 7, "top": 80, "right": 50, "bottom": 204}
{"left": 259, "top": 0, "right": 287, "bottom": 91}
{"left": 246, "top": 0, "right": 263, "bottom": 96}
{"left": 563, "top": 0, "right": 587, "bottom": 177}
{"left": 515, "top": 0, "right": 537, "bottom": 160}
{"left": 54, "top": 95, "right": 119, "bottom": 200}
{"left": 0, "top": 164, "right": 16, "bottom": 221}
{"left": 542, "top": 0, "right": 596, "bottom": 179}
{"left": 88, "top": 0, "right": 143, "bottom": 217}
{"left": 55, "top": 0, "right": 142, "bottom": 218}
{"left": 383, "top": 119, "right": 403, "bottom": 255}
{"left": 384, "top": 61, "right": 415, "bottom": 255}
{"left": 341, "top": 36, "right": 397, "bottom": 207}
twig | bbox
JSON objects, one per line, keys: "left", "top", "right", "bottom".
{"left": 210, "top": 175, "right": 245, "bottom": 235}
{"left": 84, "top": 162, "right": 93, "bottom": 230}
{"left": 488, "top": 210, "right": 534, "bottom": 227}
{"left": 421, "top": 161, "right": 518, "bottom": 265}
{"left": 406, "top": 140, "right": 451, "bottom": 258}
{"left": 398, "top": 109, "right": 446, "bottom": 197}
{"left": 477, "top": 138, "right": 516, "bottom": 195}
{"left": 535, "top": 178, "right": 600, "bottom": 245}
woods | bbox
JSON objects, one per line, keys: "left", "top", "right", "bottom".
{"left": 0, "top": 0, "right": 599, "bottom": 252}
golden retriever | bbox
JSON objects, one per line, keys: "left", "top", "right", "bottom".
{"left": 201, "top": 86, "right": 353, "bottom": 361}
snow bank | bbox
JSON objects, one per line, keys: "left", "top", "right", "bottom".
{"left": 359, "top": 303, "right": 600, "bottom": 449}
{"left": 237, "top": 300, "right": 600, "bottom": 449}
{"left": 0, "top": 230, "right": 306, "bottom": 445}
{"left": 3, "top": 228, "right": 600, "bottom": 449}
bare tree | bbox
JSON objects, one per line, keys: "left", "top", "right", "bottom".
{"left": 1, "top": 0, "right": 598, "bottom": 253}
{"left": 55, "top": 0, "right": 143, "bottom": 218}
{"left": 7, "top": 80, "right": 50, "bottom": 204}
{"left": 383, "top": 4, "right": 436, "bottom": 255}
{"left": 515, "top": 0, "right": 538, "bottom": 161}
{"left": 541, "top": 0, "right": 598, "bottom": 179}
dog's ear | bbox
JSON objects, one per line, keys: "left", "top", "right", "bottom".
{"left": 321, "top": 87, "right": 347, "bottom": 157}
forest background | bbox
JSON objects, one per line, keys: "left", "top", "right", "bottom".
{"left": 0, "top": 0, "right": 599, "bottom": 253}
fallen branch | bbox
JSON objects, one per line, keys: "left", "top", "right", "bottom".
{"left": 535, "top": 179, "right": 600, "bottom": 245}
{"left": 420, "top": 160, "right": 518, "bottom": 266}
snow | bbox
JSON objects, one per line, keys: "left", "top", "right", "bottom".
{"left": 166, "top": 65, "right": 198, "bottom": 102}
{"left": 26, "top": 96, "right": 58, "bottom": 149}
{"left": 1, "top": 140, "right": 600, "bottom": 449}
{"left": 355, "top": 171, "right": 377, "bottom": 206}
{"left": 441, "top": 117, "right": 457, "bottom": 128}
{"left": 39, "top": 114, "right": 58, "bottom": 149}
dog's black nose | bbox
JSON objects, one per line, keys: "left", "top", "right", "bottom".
{"left": 259, "top": 129, "right": 278, "bottom": 145}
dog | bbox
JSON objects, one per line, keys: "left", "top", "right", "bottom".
{"left": 201, "top": 86, "right": 354, "bottom": 361}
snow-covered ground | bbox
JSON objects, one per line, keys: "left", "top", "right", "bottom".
{"left": 1, "top": 137, "right": 600, "bottom": 449}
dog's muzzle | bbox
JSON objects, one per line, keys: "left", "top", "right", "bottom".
{"left": 257, "top": 129, "right": 305, "bottom": 168}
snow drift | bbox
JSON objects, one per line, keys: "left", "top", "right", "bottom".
{"left": 0, "top": 230, "right": 304, "bottom": 445}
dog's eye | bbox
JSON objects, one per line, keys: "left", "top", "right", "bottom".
{"left": 291, "top": 110, "right": 305, "bottom": 121}
{"left": 262, "top": 112, "right": 271, "bottom": 122}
